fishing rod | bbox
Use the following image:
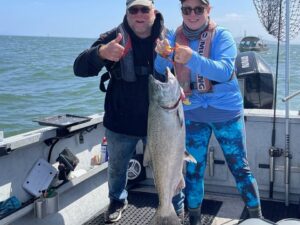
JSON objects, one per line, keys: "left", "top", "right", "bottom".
{"left": 284, "top": 0, "right": 291, "bottom": 206}
{"left": 269, "top": 0, "right": 284, "bottom": 199}
{"left": 253, "top": 0, "right": 284, "bottom": 199}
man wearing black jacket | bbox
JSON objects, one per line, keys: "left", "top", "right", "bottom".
{"left": 73, "top": 0, "right": 184, "bottom": 223}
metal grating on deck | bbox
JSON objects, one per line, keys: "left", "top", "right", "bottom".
{"left": 84, "top": 191, "right": 222, "bottom": 225}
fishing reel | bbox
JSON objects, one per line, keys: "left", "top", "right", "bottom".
{"left": 56, "top": 148, "right": 79, "bottom": 181}
{"left": 269, "top": 146, "right": 283, "bottom": 158}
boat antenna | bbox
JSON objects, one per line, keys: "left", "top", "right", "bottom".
{"left": 253, "top": 0, "right": 300, "bottom": 205}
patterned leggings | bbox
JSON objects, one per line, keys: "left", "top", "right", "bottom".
{"left": 185, "top": 116, "right": 261, "bottom": 209}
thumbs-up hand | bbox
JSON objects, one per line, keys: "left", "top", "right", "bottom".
{"left": 99, "top": 33, "right": 125, "bottom": 62}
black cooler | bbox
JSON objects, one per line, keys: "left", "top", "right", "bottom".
{"left": 235, "top": 51, "right": 274, "bottom": 109}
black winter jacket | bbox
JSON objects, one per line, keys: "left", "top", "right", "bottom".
{"left": 73, "top": 12, "right": 166, "bottom": 136}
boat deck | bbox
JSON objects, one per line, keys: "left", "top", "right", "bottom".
{"left": 83, "top": 183, "right": 300, "bottom": 225}
{"left": 84, "top": 192, "right": 224, "bottom": 225}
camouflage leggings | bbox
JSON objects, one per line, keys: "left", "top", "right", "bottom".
{"left": 185, "top": 116, "right": 261, "bottom": 209}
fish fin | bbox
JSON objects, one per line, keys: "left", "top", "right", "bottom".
{"left": 184, "top": 150, "right": 197, "bottom": 163}
{"left": 175, "top": 176, "right": 185, "bottom": 195}
{"left": 143, "top": 145, "right": 151, "bottom": 167}
{"left": 182, "top": 160, "right": 186, "bottom": 176}
{"left": 177, "top": 108, "right": 184, "bottom": 127}
{"left": 143, "top": 147, "right": 156, "bottom": 185}
{"left": 183, "top": 98, "right": 191, "bottom": 105}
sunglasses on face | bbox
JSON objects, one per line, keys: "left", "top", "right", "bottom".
{"left": 128, "top": 6, "right": 151, "bottom": 15}
{"left": 181, "top": 6, "right": 205, "bottom": 15}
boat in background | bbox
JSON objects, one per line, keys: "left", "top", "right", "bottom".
{"left": 239, "top": 36, "right": 269, "bottom": 52}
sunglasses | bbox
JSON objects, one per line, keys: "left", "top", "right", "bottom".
{"left": 181, "top": 6, "right": 205, "bottom": 15}
{"left": 128, "top": 6, "right": 151, "bottom": 15}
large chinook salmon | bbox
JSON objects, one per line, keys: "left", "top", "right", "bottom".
{"left": 144, "top": 67, "right": 189, "bottom": 225}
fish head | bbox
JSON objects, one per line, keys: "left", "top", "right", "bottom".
{"left": 149, "top": 67, "right": 182, "bottom": 109}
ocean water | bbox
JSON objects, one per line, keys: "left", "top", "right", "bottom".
{"left": 0, "top": 35, "right": 300, "bottom": 138}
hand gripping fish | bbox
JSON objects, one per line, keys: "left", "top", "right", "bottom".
{"left": 144, "top": 67, "right": 196, "bottom": 225}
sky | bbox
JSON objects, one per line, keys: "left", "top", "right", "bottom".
{"left": 1, "top": 0, "right": 300, "bottom": 43}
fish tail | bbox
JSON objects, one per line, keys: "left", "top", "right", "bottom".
{"left": 149, "top": 210, "right": 181, "bottom": 225}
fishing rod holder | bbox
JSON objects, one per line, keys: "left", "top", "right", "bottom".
{"left": 208, "top": 146, "right": 215, "bottom": 177}
{"left": 0, "top": 144, "right": 12, "bottom": 157}
{"left": 284, "top": 149, "right": 293, "bottom": 159}
{"left": 269, "top": 146, "right": 283, "bottom": 199}
{"left": 282, "top": 90, "right": 300, "bottom": 102}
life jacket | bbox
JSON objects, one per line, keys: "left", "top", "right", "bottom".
{"left": 174, "top": 20, "right": 216, "bottom": 96}
{"left": 117, "top": 23, "right": 136, "bottom": 82}
{"left": 100, "top": 23, "right": 167, "bottom": 92}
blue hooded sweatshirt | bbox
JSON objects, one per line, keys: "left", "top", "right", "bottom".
{"left": 154, "top": 26, "right": 243, "bottom": 122}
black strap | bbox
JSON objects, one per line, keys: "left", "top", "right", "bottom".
{"left": 99, "top": 71, "right": 111, "bottom": 92}
{"left": 211, "top": 80, "right": 220, "bottom": 85}
{"left": 135, "top": 66, "right": 151, "bottom": 76}
{"left": 190, "top": 72, "right": 236, "bottom": 90}
{"left": 99, "top": 65, "right": 153, "bottom": 92}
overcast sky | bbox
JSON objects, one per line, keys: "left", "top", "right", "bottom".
{"left": 1, "top": 0, "right": 300, "bottom": 43}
